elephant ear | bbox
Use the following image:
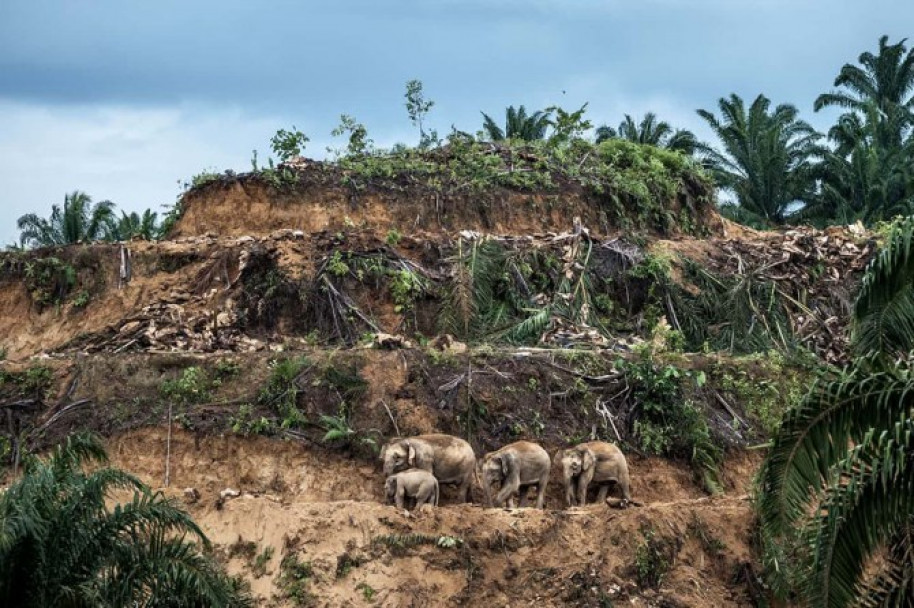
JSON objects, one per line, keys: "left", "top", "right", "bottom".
{"left": 580, "top": 448, "right": 595, "bottom": 471}
{"left": 406, "top": 442, "right": 417, "bottom": 467}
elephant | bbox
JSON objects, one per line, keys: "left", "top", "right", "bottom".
{"left": 380, "top": 434, "right": 476, "bottom": 503}
{"left": 385, "top": 469, "right": 439, "bottom": 510}
{"left": 558, "top": 441, "right": 632, "bottom": 507}
{"left": 480, "top": 441, "right": 551, "bottom": 509}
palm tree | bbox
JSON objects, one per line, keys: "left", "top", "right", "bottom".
{"left": 17, "top": 191, "right": 116, "bottom": 248}
{"left": 809, "top": 37, "right": 914, "bottom": 226}
{"left": 758, "top": 215, "right": 914, "bottom": 607}
{"left": 107, "top": 209, "right": 161, "bottom": 241}
{"left": 595, "top": 112, "right": 699, "bottom": 155}
{"left": 815, "top": 35, "right": 914, "bottom": 149}
{"left": 0, "top": 432, "right": 250, "bottom": 607}
{"left": 697, "top": 94, "right": 822, "bottom": 225}
{"left": 480, "top": 105, "right": 552, "bottom": 141}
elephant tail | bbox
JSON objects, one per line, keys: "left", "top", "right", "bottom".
{"left": 434, "top": 481, "right": 440, "bottom": 506}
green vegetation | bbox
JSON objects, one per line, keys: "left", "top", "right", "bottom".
{"left": 22, "top": 256, "right": 77, "bottom": 307}
{"left": 107, "top": 209, "right": 162, "bottom": 241}
{"left": 356, "top": 582, "right": 376, "bottom": 602}
{"left": 0, "top": 433, "right": 250, "bottom": 607}
{"left": 277, "top": 553, "right": 315, "bottom": 606}
{"left": 160, "top": 366, "right": 213, "bottom": 405}
{"left": 405, "top": 79, "right": 438, "bottom": 149}
{"left": 0, "top": 364, "right": 52, "bottom": 398}
{"left": 634, "top": 526, "right": 676, "bottom": 589}
{"left": 758, "top": 215, "right": 914, "bottom": 606}
{"left": 258, "top": 356, "right": 310, "bottom": 429}
{"left": 252, "top": 546, "right": 274, "bottom": 578}
{"left": 620, "top": 353, "right": 723, "bottom": 493}
{"left": 271, "top": 126, "right": 309, "bottom": 161}
{"left": 596, "top": 112, "right": 699, "bottom": 155}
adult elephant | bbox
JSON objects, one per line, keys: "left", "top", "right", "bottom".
{"left": 380, "top": 434, "right": 476, "bottom": 503}
{"left": 480, "top": 441, "right": 551, "bottom": 509}
{"left": 558, "top": 441, "right": 632, "bottom": 507}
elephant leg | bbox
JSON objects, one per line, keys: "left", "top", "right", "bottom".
{"left": 576, "top": 477, "right": 589, "bottom": 506}
{"left": 457, "top": 472, "right": 472, "bottom": 503}
{"left": 535, "top": 476, "right": 549, "bottom": 509}
{"left": 517, "top": 485, "right": 529, "bottom": 508}
{"left": 395, "top": 486, "right": 406, "bottom": 510}
{"left": 596, "top": 484, "right": 609, "bottom": 503}
{"left": 565, "top": 480, "right": 577, "bottom": 507}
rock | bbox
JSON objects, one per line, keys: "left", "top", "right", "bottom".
{"left": 220, "top": 488, "right": 241, "bottom": 500}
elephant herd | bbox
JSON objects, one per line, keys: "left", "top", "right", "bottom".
{"left": 380, "top": 433, "right": 633, "bottom": 511}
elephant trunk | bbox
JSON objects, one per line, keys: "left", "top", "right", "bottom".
{"left": 483, "top": 475, "right": 494, "bottom": 508}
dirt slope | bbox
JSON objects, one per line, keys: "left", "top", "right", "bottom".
{"left": 108, "top": 428, "right": 762, "bottom": 607}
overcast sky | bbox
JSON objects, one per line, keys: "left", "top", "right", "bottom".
{"left": 1, "top": 0, "right": 912, "bottom": 244}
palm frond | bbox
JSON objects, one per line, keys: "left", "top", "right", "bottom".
{"left": 802, "top": 415, "right": 914, "bottom": 608}
{"left": 758, "top": 367, "right": 914, "bottom": 539}
{"left": 853, "top": 215, "right": 914, "bottom": 358}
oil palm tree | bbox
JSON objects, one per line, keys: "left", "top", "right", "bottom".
{"left": 758, "top": 215, "right": 914, "bottom": 607}
{"left": 480, "top": 105, "right": 552, "bottom": 141}
{"left": 107, "top": 209, "right": 161, "bottom": 241}
{"left": 0, "top": 432, "right": 250, "bottom": 607}
{"left": 809, "top": 37, "right": 914, "bottom": 226}
{"left": 17, "top": 191, "right": 116, "bottom": 248}
{"left": 815, "top": 36, "right": 914, "bottom": 149}
{"left": 697, "top": 94, "right": 822, "bottom": 225}
{"left": 595, "top": 112, "right": 699, "bottom": 155}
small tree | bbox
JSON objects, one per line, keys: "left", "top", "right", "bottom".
{"left": 546, "top": 103, "right": 592, "bottom": 145}
{"left": 404, "top": 79, "right": 438, "bottom": 149}
{"left": 270, "top": 126, "right": 309, "bottom": 161}
{"left": 331, "top": 114, "right": 372, "bottom": 156}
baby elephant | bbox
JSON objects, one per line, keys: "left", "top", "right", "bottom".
{"left": 480, "top": 441, "right": 551, "bottom": 509}
{"left": 385, "top": 469, "right": 439, "bottom": 511}
{"left": 558, "top": 441, "right": 632, "bottom": 507}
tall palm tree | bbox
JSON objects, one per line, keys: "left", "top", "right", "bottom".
{"left": 809, "top": 37, "right": 914, "bottom": 226}
{"left": 758, "top": 215, "right": 914, "bottom": 607}
{"left": 0, "top": 432, "right": 250, "bottom": 607}
{"left": 697, "top": 94, "right": 822, "bottom": 225}
{"left": 815, "top": 35, "right": 914, "bottom": 149}
{"left": 480, "top": 105, "right": 552, "bottom": 141}
{"left": 107, "top": 209, "right": 161, "bottom": 241}
{"left": 595, "top": 112, "right": 699, "bottom": 155}
{"left": 17, "top": 191, "right": 115, "bottom": 248}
